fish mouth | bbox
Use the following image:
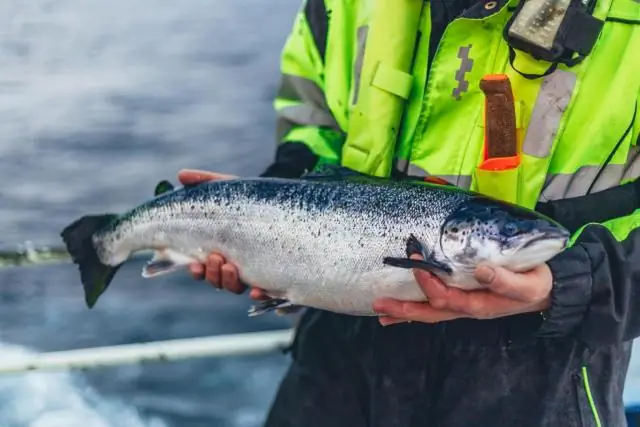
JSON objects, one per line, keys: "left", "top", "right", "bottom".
{"left": 518, "top": 229, "right": 570, "bottom": 250}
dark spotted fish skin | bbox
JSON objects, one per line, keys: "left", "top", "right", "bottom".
{"left": 61, "top": 168, "right": 569, "bottom": 314}
{"left": 93, "top": 177, "right": 470, "bottom": 315}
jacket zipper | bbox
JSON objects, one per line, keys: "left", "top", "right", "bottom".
{"left": 573, "top": 365, "right": 603, "bottom": 427}
{"left": 586, "top": 102, "right": 637, "bottom": 195}
{"left": 579, "top": 366, "right": 604, "bottom": 427}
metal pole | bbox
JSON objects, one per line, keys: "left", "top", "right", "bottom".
{"left": 0, "top": 329, "right": 295, "bottom": 375}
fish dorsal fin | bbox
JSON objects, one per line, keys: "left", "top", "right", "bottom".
{"left": 153, "top": 179, "right": 212, "bottom": 198}
{"left": 154, "top": 180, "right": 175, "bottom": 196}
{"left": 300, "top": 164, "right": 371, "bottom": 181}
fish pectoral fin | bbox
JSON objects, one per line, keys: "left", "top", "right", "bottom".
{"left": 406, "top": 233, "right": 429, "bottom": 258}
{"left": 382, "top": 257, "right": 453, "bottom": 275}
{"left": 141, "top": 249, "right": 196, "bottom": 278}
{"left": 248, "top": 298, "right": 299, "bottom": 317}
{"left": 383, "top": 233, "right": 453, "bottom": 275}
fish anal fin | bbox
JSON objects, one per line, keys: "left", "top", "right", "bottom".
{"left": 248, "top": 298, "right": 298, "bottom": 317}
{"left": 141, "top": 249, "right": 196, "bottom": 278}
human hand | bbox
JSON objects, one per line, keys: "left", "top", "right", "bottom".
{"left": 372, "top": 255, "right": 553, "bottom": 326}
{"left": 177, "top": 169, "right": 269, "bottom": 300}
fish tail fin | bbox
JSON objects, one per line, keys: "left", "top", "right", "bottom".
{"left": 60, "top": 214, "right": 122, "bottom": 308}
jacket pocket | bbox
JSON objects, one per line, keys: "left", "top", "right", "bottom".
{"left": 573, "top": 366, "right": 604, "bottom": 427}
{"left": 473, "top": 156, "right": 522, "bottom": 204}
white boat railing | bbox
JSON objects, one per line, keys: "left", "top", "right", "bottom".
{"left": 2, "top": 245, "right": 640, "bottom": 414}
{"left": 0, "top": 246, "right": 295, "bottom": 375}
{"left": 0, "top": 329, "right": 295, "bottom": 375}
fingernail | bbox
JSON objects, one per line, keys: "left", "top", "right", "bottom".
{"left": 372, "top": 299, "right": 391, "bottom": 313}
{"left": 476, "top": 265, "right": 495, "bottom": 284}
{"left": 379, "top": 317, "right": 408, "bottom": 327}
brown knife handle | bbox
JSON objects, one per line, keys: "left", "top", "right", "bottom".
{"left": 479, "top": 75, "right": 518, "bottom": 159}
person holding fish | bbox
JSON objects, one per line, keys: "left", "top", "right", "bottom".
{"left": 184, "top": 0, "right": 640, "bottom": 424}
{"left": 60, "top": 0, "right": 639, "bottom": 426}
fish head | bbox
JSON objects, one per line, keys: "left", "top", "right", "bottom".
{"left": 439, "top": 197, "right": 570, "bottom": 272}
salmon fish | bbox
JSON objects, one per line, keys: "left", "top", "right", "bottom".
{"left": 60, "top": 165, "right": 570, "bottom": 316}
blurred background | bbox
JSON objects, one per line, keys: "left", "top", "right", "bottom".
{"left": 0, "top": 1, "right": 638, "bottom": 426}
{"left": 0, "top": 0, "right": 295, "bottom": 426}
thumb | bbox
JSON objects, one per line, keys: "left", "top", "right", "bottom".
{"left": 177, "top": 169, "right": 236, "bottom": 185}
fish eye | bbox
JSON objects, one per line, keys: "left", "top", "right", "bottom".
{"left": 450, "top": 226, "right": 459, "bottom": 233}
{"left": 503, "top": 223, "right": 519, "bottom": 236}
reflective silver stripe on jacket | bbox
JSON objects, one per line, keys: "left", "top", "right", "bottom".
{"left": 275, "top": 74, "right": 342, "bottom": 140}
{"left": 394, "top": 68, "right": 637, "bottom": 201}
{"left": 522, "top": 70, "right": 577, "bottom": 158}
{"left": 397, "top": 152, "right": 640, "bottom": 201}
{"left": 541, "top": 146, "right": 640, "bottom": 201}
{"left": 396, "top": 159, "right": 473, "bottom": 189}
{"left": 351, "top": 25, "right": 369, "bottom": 105}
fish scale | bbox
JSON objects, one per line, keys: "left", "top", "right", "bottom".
{"left": 60, "top": 166, "right": 570, "bottom": 315}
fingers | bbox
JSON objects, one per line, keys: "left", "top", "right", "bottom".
{"left": 249, "top": 287, "right": 270, "bottom": 301}
{"left": 178, "top": 168, "right": 246, "bottom": 293}
{"left": 189, "top": 253, "right": 267, "bottom": 299}
{"left": 432, "top": 287, "right": 525, "bottom": 319}
{"left": 419, "top": 285, "right": 545, "bottom": 320}
{"left": 378, "top": 316, "right": 409, "bottom": 326}
{"left": 205, "top": 253, "right": 224, "bottom": 289}
{"left": 373, "top": 298, "right": 466, "bottom": 324}
{"left": 201, "top": 253, "right": 246, "bottom": 294}
{"left": 221, "top": 263, "right": 245, "bottom": 294}
{"left": 374, "top": 291, "right": 525, "bottom": 323}
{"left": 413, "top": 270, "right": 449, "bottom": 308}
{"left": 177, "top": 169, "right": 236, "bottom": 185}
{"left": 188, "top": 263, "right": 205, "bottom": 280}
{"left": 409, "top": 254, "right": 450, "bottom": 305}
{"left": 475, "top": 264, "right": 552, "bottom": 303}
{"left": 374, "top": 259, "right": 554, "bottom": 325}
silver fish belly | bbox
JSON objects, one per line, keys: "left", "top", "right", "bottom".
{"left": 61, "top": 170, "right": 569, "bottom": 315}
{"left": 94, "top": 178, "right": 467, "bottom": 315}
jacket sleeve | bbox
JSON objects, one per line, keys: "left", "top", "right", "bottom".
{"left": 261, "top": 0, "right": 346, "bottom": 179}
{"left": 537, "top": 100, "right": 640, "bottom": 347}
